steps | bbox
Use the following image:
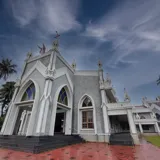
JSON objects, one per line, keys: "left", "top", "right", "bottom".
{"left": 109, "top": 133, "right": 134, "bottom": 146}
{"left": 0, "top": 135, "right": 85, "bottom": 153}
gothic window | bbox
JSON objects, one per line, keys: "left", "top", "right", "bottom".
{"left": 58, "top": 87, "right": 68, "bottom": 106}
{"left": 80, "top": 96, "right": 94, "bottom": 129}
{"left": 82, "top": 97, "right": 92, "bottom": 107}
{"left": 21, "top": 83, "right": 35, "bottom": 101}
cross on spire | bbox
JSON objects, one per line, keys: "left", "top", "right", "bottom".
{"left": 52, "top": 31, "right": 60, "bottom": 51}
{"left": 54, "top": 31, "right": 60, "bottom": 39}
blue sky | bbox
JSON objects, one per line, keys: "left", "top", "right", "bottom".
{"left": 0, "top": 0, "right": 160, "bottom": 103}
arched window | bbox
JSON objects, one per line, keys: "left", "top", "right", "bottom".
{"left": 58, "top": 87, "right": 68, "bottom": 106}
{"left": 82, "top": 97, "right": 92, "bottom": 107}
{"left": 21, "top": 83, "right": 35, "bottom": 101}
{"left": 80, "top": 96, "right": 94, "bottom": 129}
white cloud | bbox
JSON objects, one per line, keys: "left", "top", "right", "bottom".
{"left": 83, "top": 0, "right": 160, "bottom": 92}
{"left": 8, "top": 0, "right": 81, "bottom": 34}
{"left": 84, "top": 0, "right": 160, "bottom": 65}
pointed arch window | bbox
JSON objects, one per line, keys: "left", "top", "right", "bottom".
{"left": 82, "top": 97, "right": 92, "bottom": 107}
{"left": 58, "top": 87, "right": 68, "bottom": 106}
{"left": 80, "top": 96, "right": 94, "bottom": 129}
{"left": 21, "top": 83, "right": 35, "bottom": 101}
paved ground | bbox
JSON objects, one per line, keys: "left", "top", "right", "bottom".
{"left": 0, "top": 140, "right": 160, "bottom": 160}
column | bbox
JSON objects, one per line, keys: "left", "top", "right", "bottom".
{"left": 18, "top": 110, "right": 27, "bottom": 135}
{"left": 139, "top": 123, "right": 143, "bottom": 133}
{"left": 127, "top": 108, "right": 140, "bottom": 144}
{"left": 101, "top": 90, "right": 110, "bottom": 134}
{"left": 155, "top": 122, "right": 160, "bottom": 135}
{"left": 36, "top": 78, "right": 53, "bottom": 134}
{"left": 127, "top": 109, "right": 137, "bottom": 134}
{"left": 98, "top": 68, "right": 110, "bottom": 142}
{"left": 36, "top": 51, "right": 56, "bottom": 135}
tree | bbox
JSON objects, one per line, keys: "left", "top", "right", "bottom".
{"left": 0, "top": 81, "right": 15, "bottom": 117}
{"left": 0, "top": 58, "right": 17, "bottom": 80}
{"left": 157, "top": 75, "right": 160, "bottom": 85}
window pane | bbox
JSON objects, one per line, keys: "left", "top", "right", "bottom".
{"left": 82, "top": 110, "right": 94, "bottom": 129}
{"left": 58, "top": 88, "right": 68, "bottom": 106}
{"left": 82, "top": 124, "right": 87, "bottom": 128}
{"left": 88, "top": 123, "right": 94, "bottom": 128}
{"left": 21, "top": 83, "right": 35, "bottom": 101}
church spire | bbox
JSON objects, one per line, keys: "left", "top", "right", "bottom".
{"left": 71, "top": 59, "right": 76, "bottom": 70}
{"left": 98, "top": 59, "right": 102, "bottom": 69}
{"left": 52, "top": 31, "right": 60, "bottom": 51}
{"left": 124, "top": 88, "right": 131, "bottom": 102}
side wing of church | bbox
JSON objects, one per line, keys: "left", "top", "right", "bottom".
{"left": 1, "top": 40, "right": 160, "bottom": 149}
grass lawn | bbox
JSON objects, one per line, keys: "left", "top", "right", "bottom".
{"left": 144, "top": 136, "right": 160, "bottom": 147}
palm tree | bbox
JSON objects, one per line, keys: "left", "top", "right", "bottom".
{"left": 0, "top": 58, "right": 17, "bottom": 80}
{"left": 0, "top": 81, "right": 15, "bottom": 117}
{"left": 157, "top": 75, "right": 160, "bottom": 85}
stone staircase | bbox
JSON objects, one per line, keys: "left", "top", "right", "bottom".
{"left": 0, "top": 134, "right": 85, "bottom": 153}
{"left": 109, "top": 133, "right": 134, "bottom": 146}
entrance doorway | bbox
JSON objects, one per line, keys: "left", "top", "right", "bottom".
{"left": 54, "top": 111, "right": 65, "bottom": 134}
{"left": 109, "top": 115, "right": 130, "bottom": 134}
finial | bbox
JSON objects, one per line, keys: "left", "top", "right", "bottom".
{"left": 52, "top": 31, "right": 60, "bottom": 51}
{"left": 98, "top": 59, "right": 102, "bottom": 69}
{"left": 106, "top": 73, "right": 112, "bottom": 85}
{"left": 124, "top": 88, "right": 131, "bottom": 102}
{"left": 71, "top": 59, "right": 76, "bottom": 70}
{"left": 26, "top": 52, "right": 32, "bottom": 60}
{"left": 38, "top": 43, "right": 46, "bottom": 54}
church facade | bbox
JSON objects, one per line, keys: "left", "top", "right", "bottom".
{"left": 1, "top": 41, "right": 160, "bottom": 145}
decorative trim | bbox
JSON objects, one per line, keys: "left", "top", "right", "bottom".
{"left": 54, "top": 67, "right": 73, "bottom": 92}
{"left": 27, "top": 51, "right": 52, "bottom": 64}
{"left": 21, "top": 61, "right": 46, "bottom": 83}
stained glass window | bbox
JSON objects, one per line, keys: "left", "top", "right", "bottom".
{"left": 58, "top": 88, "right": 68, "bottom": 106}
{"left": 82, "top": 97, "right": 92, "bottom": 107}
{"left": 21, "top": 83, "right": 35, "bottom": 101}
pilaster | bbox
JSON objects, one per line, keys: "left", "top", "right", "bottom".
{"left": 98, "top": 68, "right": 110, "bottom": 139}
{"left": 139, "top": 123, "right": 143, "bottom": 133}
{"left": 36, "top": 51, "right": 56, "bottom": 135}
{"left": 127, "top": 108, "right": 140, "bottom": 144}
{"left": 155, "top": 122, "right": 160, "bottom": 135}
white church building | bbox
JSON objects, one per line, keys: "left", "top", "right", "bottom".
{"left": 1, "top": 39, "right": 160, "bottom": 146}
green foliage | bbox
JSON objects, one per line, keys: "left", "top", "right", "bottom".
{"left": 144, "top": 136, "right": 160, "bottom": 147}
{"left": 0, "top": 81, "right": 15, "bottom": 116}
{"left": 0, "top": 58, "right": 17, "bottom": 80}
